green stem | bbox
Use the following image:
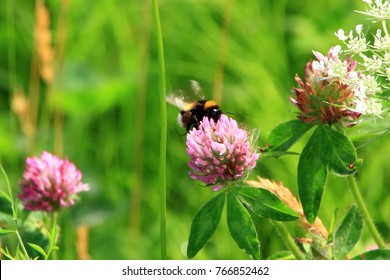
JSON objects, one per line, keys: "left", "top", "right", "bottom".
{"left": 46, "top": 212, "right": 58, "bottom": 260}
{"left": 270, "top": 220, "right": 305, "bottom": 260}
{"left": 0, "top": 165, "right": 30, "bottom": 259}
{"left": 14, "top": 225, "right": 30, "bottom": 259}
{"left": 346, "top": 175, "right": 386, "bottom": 249}
{"left": 152, "top": 0, "right": 167, "bottom": 259}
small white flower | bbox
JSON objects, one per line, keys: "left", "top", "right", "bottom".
{"left": 354, "top": 86, "right": 367, "bottom": 99}
{"left": 356, "top": 24, "right": 364, "bottom": 34}
{"left": 373, "top": 29, "right": 390, "bottom": 50}
{"left": 363, "top": 55, "right": 383, "bottom": 72}
{"left": 383, "top": 52, "right": 390, "bottom": 65}
{"left": 335, "top": 29, "right": 348, "bottom": 41}
{"left": 347, "top": 71, "right": 360, "bottom": 82}
{"left": 364, "top": 98, "right": 383, "bottom": 116}
{"left": 354, "top": 99, "right": 368, "bottom": 114}
{"left": 359, "top": 74, "right": 382, "bottom": 95}
{"left": 354, "top": 96, "right": 382, "bottom": 116}
{"left": 327, "top": 60, "right": 348, "bottom": 78}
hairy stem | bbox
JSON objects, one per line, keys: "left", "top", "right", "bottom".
{"left": 270, "top": 220, "right": 305, "bottom": 260}
{"left": 346, "top": 175, "right": 386, "bottom": 249}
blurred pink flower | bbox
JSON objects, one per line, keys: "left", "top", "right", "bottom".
{"left": 186, "top": 114, "right": 259, "bottom": 191}
{"left": 18, "top": 151, "right": 89, "bottom": 212}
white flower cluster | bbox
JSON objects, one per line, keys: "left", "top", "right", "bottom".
{"left": 359, "top": 0, "right": 390, "bottom": 21}
{"left": 332, "top": 0, "right": 390, "bottom": 117}
{"left": 335, "top": 25, "right": 368, "bottom": 54}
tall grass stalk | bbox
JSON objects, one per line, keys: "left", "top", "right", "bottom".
{"left": 129, "top": 1, "right": 152, "bottom": 236}
{"left": 33, "top": 0, "right": 57, "bottom": 154}
{"left": 53, "top": 0, "right": 71, "bottom": 157}
{"left": 27, "top": 0, "right": 44, "bottom": 151}
{"left": 7, "top": 0, "right": 16, "bottom": 90}
{"left": 212, "top": 0, "right": 234, "bottom": 104}
{"left": 152, "top": 0, "right": 167, "bottom": 259}
{"left": 31, "top": 0, "right": 57, "bottom": 151}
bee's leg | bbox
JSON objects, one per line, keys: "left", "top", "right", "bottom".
{"left": 186, "top": 122, "right": 192, "bottom": 133}
{"left": 193, "top": 115, "right": 201, "bottom": 129}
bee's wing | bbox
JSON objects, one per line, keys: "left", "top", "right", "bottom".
{"left": 189, "top": 80, "right": 204, "bottom": 100}
{"left": 166, "top": 80, "right": 205, "bottom": 110}
{"left": 166, "top": 90, "right": 189, "bottom": 111}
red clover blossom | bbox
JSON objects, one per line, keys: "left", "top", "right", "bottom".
{"left": 291, "top": 45, "right": 382, "bottom": 126}
{"left": 18, "top": 151, "right": 89, "bottom": 212}
{"left": 186, "top": 114, "right": 259, "bottom": 191}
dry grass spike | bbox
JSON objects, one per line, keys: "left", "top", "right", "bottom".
{"left": 247, "top": 176, "right": 328, "bottom": 240}
{"left": 34, "top": 0, "right": 54, "bottom": 85}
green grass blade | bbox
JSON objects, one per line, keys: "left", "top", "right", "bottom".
{"left": 152, "top": 0, "right": 168, "bottom": 260}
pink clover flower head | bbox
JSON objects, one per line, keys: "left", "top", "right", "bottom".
{"left": 186, "top": 114, "right": 259, "bottom": 191}
{"left": 18, "top": 151, "right": 90, "bottom": 212}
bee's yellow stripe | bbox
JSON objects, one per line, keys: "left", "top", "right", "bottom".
{"left": 204, "top": 100, "right": 217, "bottom": 108}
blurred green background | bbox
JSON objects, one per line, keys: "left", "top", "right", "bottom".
{"left": 0, "top": 0, "right": 389, "bottom": 259}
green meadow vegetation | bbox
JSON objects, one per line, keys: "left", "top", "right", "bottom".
{"left": 0, "top": 0, "right": 389, "bottom": 259}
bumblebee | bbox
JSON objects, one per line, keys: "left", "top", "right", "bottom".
{"left": 178, "top": 100, "right": 221, "bottom": 132}
{"left": 167, "top": 81, "right": 222, "bottom": 133}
